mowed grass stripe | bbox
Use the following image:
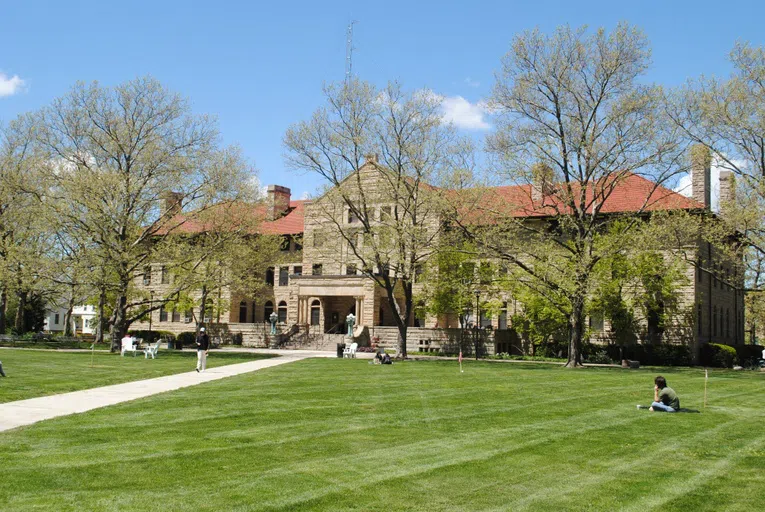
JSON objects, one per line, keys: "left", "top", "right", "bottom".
{"left": 1, "top": 358, "right": 762, "bottom": 511}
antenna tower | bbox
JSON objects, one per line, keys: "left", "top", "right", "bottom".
{"left": 345, "top": 21, "right": 357, "bottom": 85}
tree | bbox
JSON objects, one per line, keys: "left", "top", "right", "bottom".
{"left": 469, "top": 24, "right": 685, "bottom": 367}
{"left": 0, "top": 114, "right": 54, "bottom": 334}
{"left": 666, "top": 42, "right": 765, "bottom": 333}
{"left": 284, "top": 79, "right": 473, "bottom": 358}
{"left": 37, "top": 77, "right": 255, "bottom": 349}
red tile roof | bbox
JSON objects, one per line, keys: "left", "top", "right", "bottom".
{"left": 160, "top": 200, "right": 307, "bottom": 236}
{"left": 458, "top": 173, "right": 703, "bottom": 223}
{"left": 162, "top": 174, "right": 700, "bottom": 236}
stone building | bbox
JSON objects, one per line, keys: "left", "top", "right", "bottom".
{"left": 133, "top": 153, "right": 745, "bottom": 356}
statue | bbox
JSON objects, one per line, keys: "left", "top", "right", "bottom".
{"left": 269, "top": 312, "right": 278, "bottom": 335}
{"left": 345, "top": 313, "right": 356, "bottom": 338}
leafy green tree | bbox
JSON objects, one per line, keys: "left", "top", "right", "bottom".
{"left": 467, "top": 24, "right": 685, "bottom": 367}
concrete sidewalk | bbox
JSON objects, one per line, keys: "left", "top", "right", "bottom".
{"left": 0, "top": 350, "right": 344, "bottom": 433}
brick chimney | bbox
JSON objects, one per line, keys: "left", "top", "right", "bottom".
{"left": 690, "top": 144, "right": 711, "bottom": 209}
{"left": 163, "top": 192, "right": 183, "bottom": 216}
{"left": 718, "top": 170, "right": 735, "bottom": 214}
{"left": 531, "top": 162, "right": 555, "bottom": 204}
{"left": 364, "top": 153, "right": 378, "bottom": 165}
{"left": 267, "top": 185, "right": 291, "bottom": 221}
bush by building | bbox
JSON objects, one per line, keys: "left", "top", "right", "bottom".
{"left": 700, "top": 343, "right": 738, "bottom": 368}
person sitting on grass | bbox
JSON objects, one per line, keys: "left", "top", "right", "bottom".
{"left": 650, "top": 376, "right": 679, "bottom": 412}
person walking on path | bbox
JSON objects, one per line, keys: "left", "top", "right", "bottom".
{"left": 649, "top": 375, "right": 680, "bottom": 412}
{"left": 195, "top": 327, "right": 210, "bottom": 372}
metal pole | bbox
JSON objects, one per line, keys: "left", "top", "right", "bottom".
{"left": 149, "top": 291, "right": 153, "bottom": 338}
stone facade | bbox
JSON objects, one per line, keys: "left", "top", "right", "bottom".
{"left": 133, "top": 155, "right": 746, "bottom": 358}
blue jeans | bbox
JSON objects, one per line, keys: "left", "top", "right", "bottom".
{"left": 651, "top": 401, "right": 676, "bottom": 412}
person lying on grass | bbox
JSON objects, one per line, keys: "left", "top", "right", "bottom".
{"left": 649, "top": 376, "right": 679, "bottom": 412}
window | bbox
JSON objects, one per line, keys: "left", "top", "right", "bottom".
{"left": 293, "top": 266, "right": 302, "bottom": 276}
{"left": 589, "top": 313, "right": 604, "bottom": 332}
{"left": 293, "top": 235, "right": 303, "bottom": 252}
{"left": 479, "top": 262, "right": 492, "bottom": 285}
{"left": 159, "top": 306, "right": 168, "bottom": 322}
{"left": 239, "top": 301, "right": 248, "bottom": 323}
{"left": 346, "top": 263, "right": 357, "bottom": 276}
{"left": 172, "top": 309, "right": 181, "bottom": 322}
{"left": 480, "top": 310, "right": 492, "bottom": 328}
{"left": 264, "top": 301, "right": 274, "bottom": 321}
{"left": 161, "top": 266, "right": 169, "bottom": 284}
{"left": 184, "top": 309, "right": 193, "bottom": 323}
{"left": 265, "top": 267, "right": 275, "bottom": 286}
{"left": 312, "top": 263, "right": 323, "bottom": 276}
{"left": 143, "top": 266, "right": 151, "bottom": 286}
{"left": 278, "top": 301, "right": 287, "bottom": 324}
{"left": 380, "top": 206, "right": 391, "bottom": 221}
{"left": 310, "top": 300, "right": 321, "bottom": 326}
{"left": 697, "top": 303, "right": 703, "bottom": 336}
{"left": 279, "top": 267, "right": 289, "bottom": 286}
{"left": 348, "top": 208, "right": 359, "bottom": 224}
{"left": 313, "top": 232, "right": 325, "bottom": 248}
{"left": 54, "top": 313, "right": 60, "bottom": 324}
{"left": 498, "top": 303, "right": 508, "bottom": 330}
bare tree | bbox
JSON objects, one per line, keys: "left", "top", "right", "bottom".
{"left": 284, "top": 79, "right": 473, "bottom": 357}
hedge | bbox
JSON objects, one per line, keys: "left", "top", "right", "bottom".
{"left": 127, "top": 330, "right": 176, "bottom": 344}
{"left": 700, "top": 343, "right": 738, "bottom": 368}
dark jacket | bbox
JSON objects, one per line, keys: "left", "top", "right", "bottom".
{"left": 196, "top": 332, "right": 210, "bottom": 351}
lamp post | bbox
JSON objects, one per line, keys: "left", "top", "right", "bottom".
{"left": 474, "top": 289, "right": 481, "bottom": 360}
{"left": 149, "top": 291, "right": 154, "bottom": 339}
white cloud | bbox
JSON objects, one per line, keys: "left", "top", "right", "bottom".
{"left": 439, "top": 95, "right": 491, "bottom": 131}
{"left": 0, "top": 72, "right": 25, "bottom": 97}
{"left": 464, "top": 77, "right": 480, "bottom": 88}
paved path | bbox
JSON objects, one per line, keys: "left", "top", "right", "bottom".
{"left": 0, "top": 349, "right": 360, "bottom": 433}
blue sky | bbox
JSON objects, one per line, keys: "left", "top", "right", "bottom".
{"left": 2, "top": 0, "right": 764, "bottom": 200}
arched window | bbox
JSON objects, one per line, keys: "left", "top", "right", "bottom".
{"left": 278, "top": 301, "right": 288, "bottom": 324}
{"left": 310, "top": 300, "right": 321, "bottom": 326}
{"left": 264, "top": 301, "right": 273, "bottom": 322}
{"left": 238, "top": 301, "right": 247, "bottom": 323}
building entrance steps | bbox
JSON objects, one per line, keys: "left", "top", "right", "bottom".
{"left": 0, "top": 349, "right": 370, "bottom": 433}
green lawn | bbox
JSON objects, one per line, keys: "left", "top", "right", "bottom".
{"left": 0, "top": 359, "right": 763, "bottom": 511}
{"left": 0, "top": 349, "right": 275, "bottom": 403}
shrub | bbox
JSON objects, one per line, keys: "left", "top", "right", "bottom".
{"left": 585, "top": 350, "right": 614, "bottom": 364}
{"left": 701, "top": 343, "right": 738, "bottom": 368}
{"left": 128, "top": 330, "right": 175, "bottom": 344}
{"left": 733, "top": 345, "right": 764, "bottom": 368}
{"left": 610, "top": 343, "right": 692, "bottom": 367}
{"left": 176, "top": 332, "right": 197, "bottom": 347}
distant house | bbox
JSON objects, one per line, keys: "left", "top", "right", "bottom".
{"left": 44, "top": 305, "right": 97, "bottom": 335}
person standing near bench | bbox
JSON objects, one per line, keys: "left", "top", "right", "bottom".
{"left": 650, "top": 376, "right": 679, "bottom": 412}
{"left": 195, "top": 327, "right": 210, "bottom": 373}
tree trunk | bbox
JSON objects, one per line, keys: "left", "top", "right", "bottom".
{"left": 109, "top": 288, "right": 129, "bottom": 352}
{"left": 14, "top": 289, "right": 27, "bottom": 334}
{"left": 0, "top": 286, "right": 6, "bottom": 334}
{"left": 96, "top": 287, "right": 106, "bottom": 344}
{"left": 198, "top": 285, "right": 208, "bottom": 334}
{"left": 565, "top": 300, "right": 585, "bottom": 368}
{"left": 63, "top": 294, "right": 75, "bottom": 337}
